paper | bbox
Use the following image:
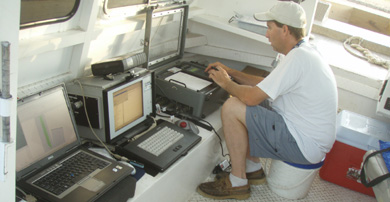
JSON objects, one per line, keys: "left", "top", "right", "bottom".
{"left": 165, "top": 72, "right": 212, "bottom": 91}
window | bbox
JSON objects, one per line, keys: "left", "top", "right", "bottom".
{"left": 104, "top": 0, "right": 185, "bottom": 15}
{"left": 349, "top": 0, "right": 390, "bottom": 14}
{"left": 314, "top": 0, "right": 390, "bottom": 72}
{"left": 106, "top": 0, "right": 146, "bottom": 9}
{"left": 312, "top": 0, "right": 390, "bottom": 82}
{"left": 323, "top": 0, "right": 390, "bottom": 37}
{"left": 20, "top": 0, "right": 80, "bottom": 29}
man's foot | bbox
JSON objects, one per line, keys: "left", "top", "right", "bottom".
{"left": 215, "top": 168, "right": 266, "bottom": 185}
{"left": 197, "top": 174, "right": 250, "bottom": 200}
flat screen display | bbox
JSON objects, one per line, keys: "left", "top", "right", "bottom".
{"left": 113, "top": 81, "right": 143, "bottom": 131}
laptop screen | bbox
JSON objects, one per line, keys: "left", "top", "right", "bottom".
{"left": 16, "top": 85, "right": 80, "bottom": 180}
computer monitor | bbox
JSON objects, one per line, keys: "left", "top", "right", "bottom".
{"left": 105, "top": 74, "right": 153, "bottom": 140}
{"left": 66, "top": 71, "right": 154, "bottom": 143}
{"left": 16, "top": 84, "right": 79, "bottom": 179}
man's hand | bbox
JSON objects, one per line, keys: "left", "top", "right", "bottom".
{"left": 206, "top": 63, "right": 231, "bottom": 89}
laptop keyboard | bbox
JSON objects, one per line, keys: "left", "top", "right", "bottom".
{"left": 138, "top": 126, "right": 184, "bottom": 156}
{"left": 33, "top": 151, "right": 110, "bottom": 196}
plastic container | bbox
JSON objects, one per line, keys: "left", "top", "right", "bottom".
{"left": 267, "top": 160, "right": 323, "bottom": 199}
{"left": 336, "top": 110, "right": 390, "bottom": 151}
{"left": 320, "top": 110, "right": 390, "bottom": 196}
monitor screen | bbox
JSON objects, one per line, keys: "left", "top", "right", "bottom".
{"left": 16, "top": 85, "right": 79, "bottom": 179}
{"left": 113, "top": 80, "right": 143, "bottom": 131}
{"left": 105, "top": 73, "right": 153, "bottom": 141}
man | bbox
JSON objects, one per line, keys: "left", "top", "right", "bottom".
{"left": 197, "top": 1, "right": 338, "bottom": 200}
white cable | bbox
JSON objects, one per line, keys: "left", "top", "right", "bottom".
{"left": 74, "top": 80, "right": 124, "bottom": 160}
{"left": 129, "top": 116, "right": 157, "bottom": 142}
{"left": 74, "top": 79, "right": 157, "bottom": 161}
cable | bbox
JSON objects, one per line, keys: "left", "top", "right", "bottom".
{"left": 155, "top": 74, "right": 230, "bottom": 159}
{"left": 154, "top": 61, "right": 231, "bottom": 160}
{"left": 156, "top": 112, "right": 171, "bottom": 118}
{"left": 129, "top": 116, "right": 157, "bottom": 142}
{"left": 197, "top": 118, "right": 230, "bottom": 159}
{"left": 156, "top": 85, "right": 230, "bottom": 160}
{"left": 192, "top": 116, "right": 232, "bottom": 173}
{"left": 179, "top": 114, "right": 230, "bottom": 159}
{"left": 155, "top": 84, "right": 182, "bottom": 114}
{"left": 74, "top": 80, "right": 128, "bottom": 162}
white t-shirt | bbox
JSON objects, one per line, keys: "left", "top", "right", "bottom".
{"left": 257, "top": 41, "right": 338, "bottom": 163}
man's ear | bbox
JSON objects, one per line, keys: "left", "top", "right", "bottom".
{"left": 282, "top": 24, "right": 289, "bottom": 35}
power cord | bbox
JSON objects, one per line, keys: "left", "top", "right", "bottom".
{"left": 196, "top": 118, "right": 230, "bottom": 159}
{"left": 73, "top": 80, "right": 131, "bottom": 162}
{"left": 155, "top": 79, "right": 230, "bottom": 161}
{"left": 128, "top": 115, "right": 157, "bottom": 142}
{"left": 178, "top": 114, "right": 232, "bottom": 174}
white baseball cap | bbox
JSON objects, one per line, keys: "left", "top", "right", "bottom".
{"left": 254, "top": 1, "right": 307, "bottom": 28}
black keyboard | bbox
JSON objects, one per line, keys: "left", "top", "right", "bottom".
{"left": 33, "top": 151, "right": 109, "bottom": 195}
{"left": 118, "top": 120, "right": 201, "bottom": 173}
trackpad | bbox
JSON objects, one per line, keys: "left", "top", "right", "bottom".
{"left": 80, "top": 177, "right": 105, "bottom": 192}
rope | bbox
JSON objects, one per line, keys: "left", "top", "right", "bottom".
{"left": 343, "top": 36, "right": 390, "bottom": 69}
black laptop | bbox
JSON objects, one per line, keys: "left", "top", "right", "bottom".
{"left": 117, "top": 119, "right": 201, "bottom": 175}
{"left": 16, "top": 84, "right": 133, "bottom": 202}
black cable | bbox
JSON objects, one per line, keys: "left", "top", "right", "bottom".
{"left": 199, "top": 119, "right": 230, "bottom": 159}
{"left": 156, "top": 100, "right": 230, "bottom": 159}
{"left": 154, "top": 68, "right": 229, "bottom": 159}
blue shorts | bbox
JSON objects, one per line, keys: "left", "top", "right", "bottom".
{"left": 246, "top": 104, "right": 311, "bottom": 164}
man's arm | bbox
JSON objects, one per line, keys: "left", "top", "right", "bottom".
{"left": 206, "top": 64, "right": 269, "bottom": 106}
{"left": 206, "top": 62, "right": 264, "bottom": 86}
{"left": 225, "top": 80, "right": 269, "bottom": 106}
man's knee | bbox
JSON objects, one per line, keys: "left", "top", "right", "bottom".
{"left": 222, "top": 97, "right": 239, "bottom": 112}
{"left": 222, "top": 97, "right": 246, "bottom": 117}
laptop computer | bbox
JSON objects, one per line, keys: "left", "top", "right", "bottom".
{"left": 117, "top": 119, "right": 201, "bottom": 175}
{"left": 16, "top": 84, "right": 133, "bottom": 202}
{"left": 113, "top": 5, "right": 202, "bottom": 175}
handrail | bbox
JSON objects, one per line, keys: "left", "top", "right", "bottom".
{"left": 1, "top": 41, "right": 11, "bottom": 143}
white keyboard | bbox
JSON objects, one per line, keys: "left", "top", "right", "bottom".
{"left": 138, "top": 126, "right": 184, "bottom": 156}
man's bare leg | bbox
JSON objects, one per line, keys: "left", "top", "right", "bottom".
{"left": 221, "top": 97, "right": 249, "bottom": 180}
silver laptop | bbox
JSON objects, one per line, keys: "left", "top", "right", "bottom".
{"left": 16, "top": 84, "right": 133, "bottom": 202}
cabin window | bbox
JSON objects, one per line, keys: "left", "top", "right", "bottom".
{"left": 104, "top": 0, "right": 184, "bottom": 16}
{"left": 20, "top": 0, "right": 80, "bottom": 29}
{"left": 322, "top": 0, "right": 390, "bottom": 37}
{"left": 106, "top": 0, "right": 146, "bottom": 9}
{"left": 313, "top": 0, "right": 390, "bottom": 81}
{"left": 314, "top": 0, "right": 390, "bottom": 47}
{"left": 106, "top": 0, "right": 180, "bottom": 9}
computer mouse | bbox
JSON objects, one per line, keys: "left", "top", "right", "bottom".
{"left": 119, "top": 161, "right": 136, "bottom": 175}
{"left": 176, "top": 120, "right": 200, "bottom": 134}
{"left": 210, "top": 66, "right": 219, "bottom": 71}
{"left": 207, "top": 66, "right": 218, "bottom": 72}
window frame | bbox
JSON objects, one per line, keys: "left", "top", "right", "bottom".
{"left": 312, "top": 0, "right": 390, "bottom": 78}
{"left": 102, "top": 0, "right": 184, "bottom": 18}
{"left": 20, "top": 0, "right": 81, "bottom": 29}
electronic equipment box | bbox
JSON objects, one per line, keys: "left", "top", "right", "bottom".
{"left": 144, "top": 5, "right": 228, "bottom": 118}
{"left": 66, "top": 70, "right": 154, "bottom": 143}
